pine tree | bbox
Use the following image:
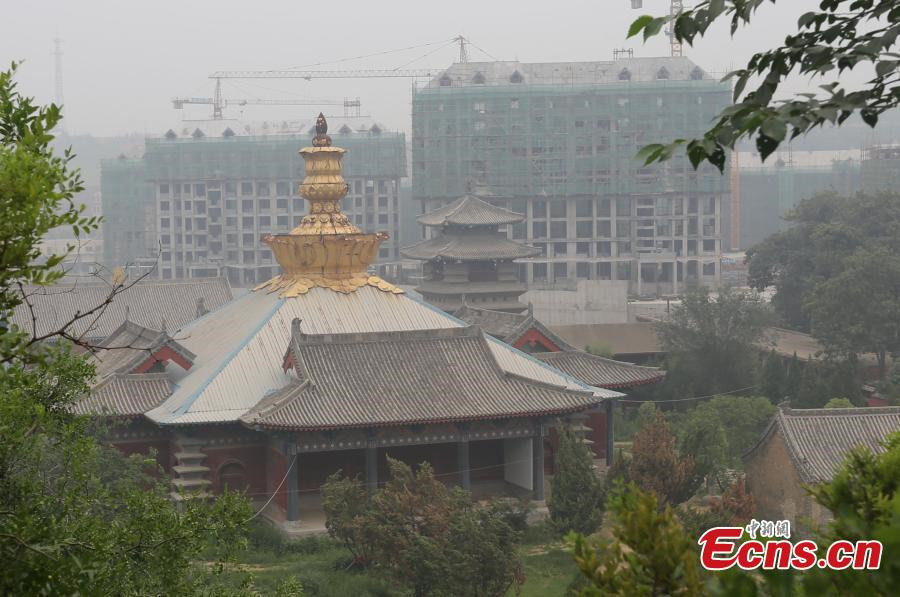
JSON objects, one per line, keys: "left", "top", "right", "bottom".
{"left": 784, "top": 352, "right": 803, "bottom": 404}
{"left": 761, "top": 349, "right": 787, "bottom": 404}
{"left": 796, "top": 358, "right": 829, "bottom": 408}
{"left": 548, "top": 425, "right": 603, "bottom": 535}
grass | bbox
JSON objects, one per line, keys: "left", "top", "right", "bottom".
{"left": 217, "top": 521, "right": 580, "bottom": 596}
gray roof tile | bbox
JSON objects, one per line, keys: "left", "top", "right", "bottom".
{"left": 72, "top": 373, "right": 172, "bottom": 417}
{"left": 11, "top": 277, "right": 232, "bottom": 340}
{"left": 402, "top": 233, "right": 539, "bottom": 261}
{"left": 242, "top": 326, "right": 601, "bottom": 430}
{"left": 532, "top": 351, "right": 665, "bottom": 389}
{"left": 749, "top": 407, "right": 900, "bottom": 483}
{"left": 417, "top": 195, "right": 526, "bottom": 227}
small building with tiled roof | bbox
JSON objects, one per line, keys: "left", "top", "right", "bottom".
{"left": 75, "top": 116, "right": 620, "bottom": 531}
{"left": 402, "top": 191, "right": 538, "bottom": 313}
{"left": 744, "top": 406, "right": 900, "bottom": 529}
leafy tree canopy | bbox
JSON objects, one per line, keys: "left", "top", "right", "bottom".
{"left": 747, "top": 191, "right": 900, "bottom": 375}
{"left": 548, "top": 424, "right": 604, "bottom": 535}
{"left": 656, "top": 287, "right": 771, "bottom": 397}
{"left": 629, "top": 1, "right": 900, "bottom": 171}
{"left": 0, "top": 62, "right": 100, "bottom": 365}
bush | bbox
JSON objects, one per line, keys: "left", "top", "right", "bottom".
{"left": 247, "top": 520, "right": 287, "bottom": 554}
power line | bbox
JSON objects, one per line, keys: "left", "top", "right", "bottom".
{"left": 244, "top": 453, "right": 297, "bottom": 522}
{"left": 618, "top": 384, "right": 759, "bottom": 404}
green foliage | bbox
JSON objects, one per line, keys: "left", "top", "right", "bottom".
{"left": 629, "top": 411, "right": 696, "bottom": 506}
{"left": 672, "top": 396, "right": 775, "bottom": 479}
{"left": 584, "top": 343, "right": 614, "bottom": 358}
{"left": 0, "top": 62, "right": 100, "bottom": 365}
{"left": 628, "top": 2, "right": 900, "bottom": 171}
{"left": 569, "top": 483, "right": 705, "bottom": 596}
{"left": 548, "top": 425, "right": 604, "bottom": 535}
{"left": 825, "top": 397, "right": 854, "bottom": 409}
{"left": 321, "top": 457, "right": 524, "bottom": 597}
{"left": 320, "top": 471, "right": 373, "bottom": 564}
{"left": 656, "top": 287, "right": 771, "bottom": 398}
{"left": 0, "top": 347, "right": 253, "bottom": 595}
{"left": 760, "top": 349, "right": 786, "bottom": 403}
{"left": 748, "top": 191, "right": 900, "bottom": 378}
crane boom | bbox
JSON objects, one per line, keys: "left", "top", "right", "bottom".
{"left": 172, "top": 97, "right": 344, "bottom": 108}
{"left": 210, "top": 69, "right": 441, "bottom": 80}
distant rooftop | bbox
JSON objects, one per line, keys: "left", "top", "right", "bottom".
{"left": 151, "top": 117, "right": 398, "bottom": 142}
{"left": 422, "top": 56, "right": 715, "bottom": 89}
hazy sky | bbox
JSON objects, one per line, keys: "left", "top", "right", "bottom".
{"left": 3, "top": 0, "right": 837, "bottom": 137}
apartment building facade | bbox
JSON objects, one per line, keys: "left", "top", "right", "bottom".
{"left": 102, "top": 120, "right": 406, "bottom": 287}
{"left": 411, "top": 57, "right": 732, "bottom": 295}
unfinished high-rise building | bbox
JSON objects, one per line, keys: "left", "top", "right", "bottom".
{"left": 411, "top": 57, "right": 731, "bottom": 295}
{"left": 101, "top": 119, "right": 406, "bottom": 287}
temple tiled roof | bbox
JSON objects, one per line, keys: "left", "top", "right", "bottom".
{"left": 454, "top": 304, "right": 574, "bottom": 350}
{"left": 144, "top": 287, "right": 616, "bottom": 426}
{"left": 72, "top": 373, "right": 171, "bottom": 417}
{"left": 402, "top": 233, "right": 539, "bottom": 261}
{"left": 90, "top": 320, "right": 195, "bottom": 378}
{"left": 417, "top": 195, "right": 525, "bottom": 227}
{"left": 746, "top": 406, "right": 900, "bottom": 483}
{"left": 11, "top": 277, "right": 233, "bottom": 340}
{"left": 241, "top": 326, "right": 603, "bottom": 431}
{"left": 531, "top": 351, "right": 665, "bottom": 389}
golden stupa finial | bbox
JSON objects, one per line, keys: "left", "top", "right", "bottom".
{"left": 252, "top": 113, "right": 402, "bottom": 297}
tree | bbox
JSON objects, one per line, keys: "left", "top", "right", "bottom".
{"left": 656, "top": 286, "right": 771, "bottom": 397}
{"left": 0, "top": 64, "right": 252, "bottom": 594}
{"left": 670, "top": 396, "right": 774, "bottom": 490}
{"left": 0, "top": 346, "right": 252, "bottom": 595}
{"left": 569, "top": 483, "right": 706, "bottom": 597}
{"left": 322, "top": 458, "right": 524, "bottom": 597}
{"left": 0, "top": 62, "right": 154, "bottom": 366}
{"left": 760, "top": 349, "right": 786, "bottom": 403}
{"left": 548, "top": 425, "right": 604, "bottom": 535}
{"left": 806, "top": 246, "right": 900, "bottom": 378}
{"left": 629, "top": 2, "right": 900, "bottom": 171}
{"left": 796, "top": 358, "right": 831, "bottom": 408}
{"left": 630, "top": 412, "right": 696, "bottom": 506}
{"left": 747, "top": 192, "right": 900, "bottom": 377}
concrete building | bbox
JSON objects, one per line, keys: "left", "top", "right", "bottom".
{"left": 411, "top": 57, "right": 732, "bottom": 296}
{"left": 738, "top": 158, "right": 861, "bottom": 248}
{"left": 101, "top": 118, "right": 406, "bottom": 287}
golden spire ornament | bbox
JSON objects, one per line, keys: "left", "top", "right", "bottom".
{"left": 253, "top": 113, "right": 402, "bottom": 297}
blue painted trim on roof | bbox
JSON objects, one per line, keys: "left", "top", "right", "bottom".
{"left": 402, "top": 292, "right": 621, "bottom": 399}
{"left": 172, "top": 297, "right": 286, "bottom": 416}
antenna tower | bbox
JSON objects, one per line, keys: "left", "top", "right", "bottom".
{"left": 453, "top": 35, "right": 469, "bottom": 63}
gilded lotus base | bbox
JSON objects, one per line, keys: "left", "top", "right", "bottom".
{"left": 254, "top": 273, "right": 403, "bottom": 297}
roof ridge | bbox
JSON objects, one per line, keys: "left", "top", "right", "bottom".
{"left": 293, "top": 325, "right": 482, "bottom": 345}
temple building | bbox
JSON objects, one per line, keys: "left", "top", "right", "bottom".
{"left": 76, "top": 115, "right": 621, "bottom": 531}
{"left": 401, "top": 192, "right": 538, "bottom": 313}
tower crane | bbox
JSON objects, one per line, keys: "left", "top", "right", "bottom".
{"left": 209, "top": 35, "right": 476, "bottom": 82}
{"left": 172, "top": 77, "right": 352, "bottom": 119}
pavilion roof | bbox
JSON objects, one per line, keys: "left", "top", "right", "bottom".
{"left": 241, "top": 326, "right": 603, "bottom": 431}
{"left": 417, "top": 195, "right": 525, "bottom": 227}
{"left": 402, "top": 232, "right": 539, "bottom": 261}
